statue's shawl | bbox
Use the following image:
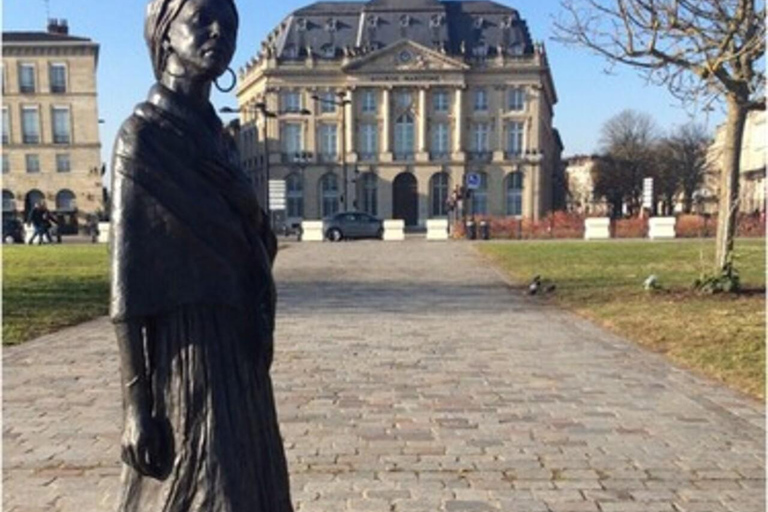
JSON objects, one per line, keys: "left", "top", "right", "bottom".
{"left": 110, "top": 84, "right": 276, "bottom": 325}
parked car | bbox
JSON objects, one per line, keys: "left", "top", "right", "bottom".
{"left": 2, "top": 217, "right": 25, "bottom": 244}
{"left": 323, "top": 212, "right": 383, "bottom": 241}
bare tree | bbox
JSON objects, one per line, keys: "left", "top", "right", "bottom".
{"left": 652, "top": 141, "right": 681, "bottom": 215}
{"left": 596, "top": 110, "right": 659, "bottom": 216}
{"left": 555, "top": 0, "right": 765, "bottom": 275}
{"left": 668, "top": 123, "right": 712, "bottom": 213}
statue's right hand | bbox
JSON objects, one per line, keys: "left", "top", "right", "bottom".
{"left": 121, "top": 406, "right": 168, "bottom": 480}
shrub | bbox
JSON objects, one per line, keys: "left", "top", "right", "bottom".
{"left": 737, "top": 213, "right": 766, "bottom": 238}
{"left": 612, "top": 217, "right": 647, "bottom": 238}
{"left": 676, "top": 214, "right": 715, "bottom": 238}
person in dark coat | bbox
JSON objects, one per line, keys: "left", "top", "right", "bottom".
{"left": 110, "top": 0, "right": 292, "bottom": 510}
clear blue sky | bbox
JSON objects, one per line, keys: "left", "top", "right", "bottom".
{"left": 4, "top": 0, "right": 724, "bottom": 165}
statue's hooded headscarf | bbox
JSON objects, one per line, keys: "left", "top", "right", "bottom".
{"left": 144, "top": 0, "right": 239, "bottom": 80}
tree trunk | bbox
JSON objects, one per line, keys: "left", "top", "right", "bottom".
{"left": 714, "top": 96, "right": 748, "bottom": 272}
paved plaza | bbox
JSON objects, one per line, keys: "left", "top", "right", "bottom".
{"left": 3, "top": 241, "right": 765, "bottom": 512}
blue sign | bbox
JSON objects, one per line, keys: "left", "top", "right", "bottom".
{"left": 466, "top": 172, "right": 482, "bottom": 190}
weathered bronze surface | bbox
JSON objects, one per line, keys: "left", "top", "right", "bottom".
{"left": 110, "top": 0, "right": 293, "bottom": 509}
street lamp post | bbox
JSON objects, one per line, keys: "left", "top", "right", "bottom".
{"left": 311, "top": 91, "right": 351, "bottom": 212}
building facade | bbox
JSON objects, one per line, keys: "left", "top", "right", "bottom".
{"left": 564, "top": 155, "right": 609, "bottom": 216}
{"left": 236, "top": 0, "right": 561, "bottom": 227}
{"left": 2, "top": 20, "right": 102, "bottom": 232}
{"left": 707, "top": 110, "right": 766, "bottom": 215}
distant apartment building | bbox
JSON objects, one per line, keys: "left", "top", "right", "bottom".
{"left": 564, "top": 155, "right": 608, "bottom": 215}
{"left": 236, "top": 0, "right": 562, "bottom": 227}
{"left": 2, "top": 20, "right": 102, "bottom": 233}
{"left": 706, "top": 110, "right": 766, "bottom": 215}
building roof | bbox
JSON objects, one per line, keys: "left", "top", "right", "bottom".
{"left": 2, "top": 31, "right": 93, "bottom": 44}
{"left": 262, "top": 0, "right": 533, "bottom": 61}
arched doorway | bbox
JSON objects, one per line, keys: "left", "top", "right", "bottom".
{"left": 55, "top": 189, "right": 79, "bottom": 234}
{"left": 24, "top": 189, "right": 45, "bottom": 221}
{"left": 392, "top": 172, "right": 418, "bottom": 227}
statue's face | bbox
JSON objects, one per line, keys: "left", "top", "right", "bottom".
{"left": 166, "top": 0, "right": 237, "bottom": 79}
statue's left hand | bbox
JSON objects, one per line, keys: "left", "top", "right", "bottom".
{"left": 121, "top": 406, "right": 170, "bottom": 480}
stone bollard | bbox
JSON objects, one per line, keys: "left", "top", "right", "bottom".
{"left": 426, "top": 219, "right": 449, "bottom": 241}
{"left": 300, "top": 221, "right": 324, "bottom": 242}
{"left": 97, "top": 222, "right": 110, "bottom": 243}
{"left": 584, "top": 218, "right": 611, "bottom": 240}
{"left": 383, "top": 219, "right": 405, "bottom": 241}
{"left": 648, "top": 217, "right": 676, "bottom": 239}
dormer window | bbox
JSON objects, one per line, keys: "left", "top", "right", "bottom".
{"left": 296, "top": 18, "right": 308, "bottom": 31}
{"left": 367, "top": 15, "right": 379, "bottom": 28}
{"left": 400, "top": 15, "right": 411, "bottom": 27}
{"left": 284, "top": 45, "right": 298, "bottom": 59}
{"left": 474, "top": 17, "right": 484, "bottom": 29}
{"left": 510, "top": 44, "right": 524, "bottom": 56}
{"left": 472, "top": 43, "right": 488, "bottom": 57}
{"left": 325, "top": 18, "right": 338, "bottom": 32}
{"left": 429, "top": 14, "right": 444, "bottom": 27}
{"left": 501, "top": 16, "right": 514, "bottom": 29}
{"left": 322, "top": 45, "right": 336, "bottom": 58}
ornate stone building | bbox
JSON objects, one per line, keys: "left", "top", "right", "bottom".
{"left": 2, "top": 20, "right": 102, "bottom": 232}
{"left": 237, "top": 0, "right": 561, "bottom": 226}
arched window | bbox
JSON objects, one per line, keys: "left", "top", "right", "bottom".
{"left": 430, "top": 172, "right": 450, "bottom": 217}
{"left": 25, "top": 189, "right": 45, "bottom": 215}
{"left": 506, "top": 172, "right": 523, "bottom": 216}
{"left": 3, "top": 190, "right": 15, "bottom": 212}
{"left": 470, "top": 172, "right": 488, "bottom": 215}
{"left": 359, "top": 172, "right": 378, "bottom": 216}
{"left": 56, "top": 189, "right": 77, "bottom": 211}
{"left": 320, "top": 172, "right": 339, "bottom": 217}
{"left": 394, "top": 113, "right": 414, "bottom": 159}
{"left": 286, "top": 173, "right": 304, "bottom": 218}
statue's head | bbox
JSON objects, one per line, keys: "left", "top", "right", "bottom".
{"left": 145, "top": 0, "right": 238, "bottom": 81}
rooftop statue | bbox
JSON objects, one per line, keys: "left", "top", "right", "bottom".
{"left": 109, "top": 0, "right": 293, "bottom": 509}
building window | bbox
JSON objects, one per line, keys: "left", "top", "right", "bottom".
{"left": 284, "top": 45, "right": 298, "bottom": 59}
{"left": 507, "top": 121, "right": 525, "bottom": 156}
{"left": 25, "top": 190, "right": 45, "bottom": 213}
{"left": 396, "top": 91, "right": 412, "bottom": 109}
{"left": 321, "top": 45, "right": 335, "bottom": 58}
{"left": 281, "top": 123, "right": 303, "bottom": 154}
{"left": 2, "top": 155, "right": 9, "bottom": 174}
{"left": 433, "top": 90, "right": 449, "bottom": 113}
{"left": 25, "top": 154, "right": 40, "bottom": 174}
{"left": 472, "top": 44, "right": 488, "bottom": 58}
{"left": 19, "top": 64, "right": 35, "bottom": 93}
{"left": 21, "top": 106, "right": 40, "bottom": 144}
{"left": 52, "top": 107, "right": 71, "bottom": 144}
{"left": 359, "top": 123, "right": 378, "bottom": 159}
{"left": 471, "top": 123, "right": 491, "bottom": 152}
{"left": 320, "top": 172, "right": 339, "bottom": 217}
{"left": 2, "top": 107, "right": 9, "bottom": 144}
{"left": 471, "top": 172, "right": 489, "bottom": 215}
{"left": 56, "top": 189, "right": 77, "bottom": 211}
{"left": 431, "top": 123, "right": 451, "bottom": 157}
{"left": 3, "top": 190, "right": 14, "bottom": 211}
{"left": 49, "top": 63, "right": 67, "bottom": 93}
{"left": 394, "top": 113, "right": 415, "bottom": 159}
{"left": 361, "top": 90, "right": 377, "bottom": 114}
{"left": 286, "top": 173, "right": 304, "bottom": 218}
{"left": 474, "top": 88, "right": 488, "bottom": 111}
{"left": 359, "top": 172, "right": 378, "bottom": 216}
{"left": 281, "top": 91, "right": 302, "bottom": 113}
{"left": 318, "top": 124, "right": 338, "bottom": 160}
{"left": 320, "top": 91, "right": 337, "bottom": 113}
{"left": 508, "top": 87, "right": 526, "bottom": 111}
{"left": 56, "top": 153, "right": 71, "bottom": 173}
{"left": 506, "top": 172, "right": 523, "bottom": 216}
{"left": 430, "top": 172, "right": 450, "bottom": 217}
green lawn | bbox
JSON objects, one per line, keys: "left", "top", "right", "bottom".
{"left": 3, "top": 245, "right": 109, "bottom": 345}
{"left": 478, "top": 239, "right": 766, "bottom": 399}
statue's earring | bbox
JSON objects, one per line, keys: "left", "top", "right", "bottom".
{"left": 215, "top": 67, "right": 237, "bottom": 93}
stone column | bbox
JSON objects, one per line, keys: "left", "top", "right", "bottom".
{"left": 417, "top": 88, "right": 428, "bottom": 153}
{"left": 381, "top": 87, "right": 392, "bottom": 162}
{"left": 345, "top": 90, "right": 355, "bottom": 155}
{"left": 494, "top": 87, "right": 505, "bottom": 162}
{"left": 453, "top": 87, "right": 464, "bottom": 161}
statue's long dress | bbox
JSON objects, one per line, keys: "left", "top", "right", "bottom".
{"left": 111, "top": 84, "right": 293, "bottom": 512}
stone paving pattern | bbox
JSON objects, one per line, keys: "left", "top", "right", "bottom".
{"left": 3, "top": 241, "right": 765, "bottom": 512}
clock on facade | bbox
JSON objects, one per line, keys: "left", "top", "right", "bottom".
{"left": 398, "top": 50, "right": 412, "bottom": 63}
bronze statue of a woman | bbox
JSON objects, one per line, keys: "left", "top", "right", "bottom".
{"left": 110, "top": 0, "right": 293, "bottom": 509}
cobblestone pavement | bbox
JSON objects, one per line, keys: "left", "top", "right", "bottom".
{"left": 3, "top": 241, "right": 765, "bottom": 512}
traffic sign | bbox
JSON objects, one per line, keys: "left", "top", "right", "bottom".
{"left": 466, "top": 172, "right": 482, "bottom": 190}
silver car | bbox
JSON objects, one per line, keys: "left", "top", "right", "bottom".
{"left": 323, "top": 212, "right": 384, "bottom": 242}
